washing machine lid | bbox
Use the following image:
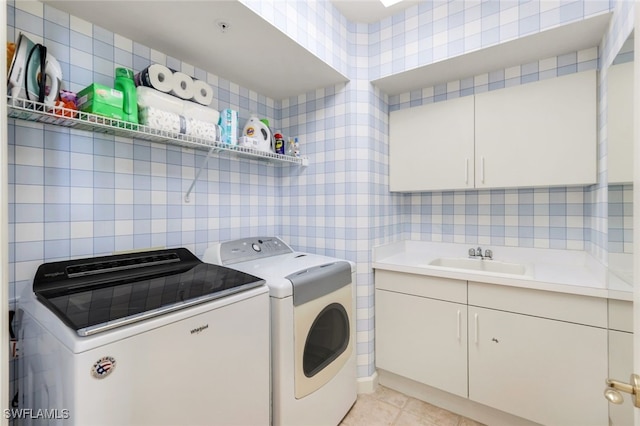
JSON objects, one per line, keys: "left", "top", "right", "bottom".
{"left": 33, "top": 248, "right": 265, "bottom": 336}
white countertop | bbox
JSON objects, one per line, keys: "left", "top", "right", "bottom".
{"left": 372, "top": 240, "right": 633, "bottom": 301}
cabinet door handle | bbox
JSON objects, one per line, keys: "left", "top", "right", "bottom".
{"left": 474, "top": 313, "right": 479, "bottom": 344}
{"left": 480, "top": 156, "right": 485, "bottom": 184}
{"left": 457, "top": 309, "right": 461, "bottom": 340}
{"left": 465, "top": 158, "right": 469, "bottom": 184}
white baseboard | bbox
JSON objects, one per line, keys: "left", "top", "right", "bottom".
{"left": 378, "top": 369, "right": 538, "bottom": 426}
{"left": 356, "top": 370, "right": 379, "bottom": 394}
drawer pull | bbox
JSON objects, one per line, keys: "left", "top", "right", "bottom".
{"left": 457, "top": 310, "right": 461, "bottom": 340}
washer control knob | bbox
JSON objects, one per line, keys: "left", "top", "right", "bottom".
{"left": 252, "top": 243, "right": 261, "bottom": 252}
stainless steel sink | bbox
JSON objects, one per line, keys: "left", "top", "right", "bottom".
{"left": 427, "top": 257, "right": 531, "bottom": 277}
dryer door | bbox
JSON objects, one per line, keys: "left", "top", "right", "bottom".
{"left": 293, "top": 285, "right": 353, "bottom": 399}
{"left": 303, "top": 301, "right": 350, "bottom": 378}
{"left": 289, "top": 261, "right": 353, "bottom": 399}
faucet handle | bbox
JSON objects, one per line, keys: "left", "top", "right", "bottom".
{"left": 484, "top": 249, "right": 493, "bottom": 260}
{"left": 468, "top": 248, "right": 476, "bottom": 257}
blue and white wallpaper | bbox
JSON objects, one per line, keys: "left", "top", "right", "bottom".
{"left": 6, "top": 0, "right": 634, "bottom": 389}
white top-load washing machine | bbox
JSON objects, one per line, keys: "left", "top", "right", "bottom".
{"left": 18, "top": 248, "right": 270, "bottom": 426}
{"left": 204, "top": 237, "right": 357, "bottom": 426}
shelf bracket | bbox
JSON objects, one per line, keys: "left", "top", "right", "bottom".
{"left": 184, "top": 145, "right": 218, "bottom": 203}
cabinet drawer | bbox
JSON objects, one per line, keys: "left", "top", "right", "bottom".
{"left": 609, "top": 299, "right": 633, "bottom": 332}
{"left": 468, "top": 282, "right": 607, "bottom": 328}
{"left": 375, "top": 270, "right": 466, "bottom": 303}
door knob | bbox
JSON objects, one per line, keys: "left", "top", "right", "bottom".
{"left": 605, "top": 374, "right": 640, "bottom": 407}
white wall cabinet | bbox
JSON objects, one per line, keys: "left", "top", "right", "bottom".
{"left": 375, "top": 271, "right": 611, "bottom": 426}
{"left": 474, "top": 70, "right": 596, "bottom": 189}
{"left": 607, "top": 61, "right": 634, "bottom": 184}
{"left": 375, "top": 271, "right": 468, "bottom": 397}
{"left": 389, "top": 70, "right": 597, "bottom": 192}
{"left": 389, "top": 96, "right": 474, "bottom": 192}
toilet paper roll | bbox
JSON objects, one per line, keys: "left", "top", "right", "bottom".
{"left": 134, "top": 64, "right": 174, "bottom": 93}
{"left": 182, "top": 101, "right": 220, "bottom": 124}
{"left": 190, "top": 79, "right": 214, "bottom": 106}
{"left": 136, "top": 86, "right": 184, "bottom": 115}
{"left": 170, "top": 72, "right": 195, "bottom": 100}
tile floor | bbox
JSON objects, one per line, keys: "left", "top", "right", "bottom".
{"left": 340, "top": 385, "right": 486, "bottom": 426}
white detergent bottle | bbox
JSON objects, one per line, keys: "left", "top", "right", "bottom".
{"left": 242, "top": 114, "right": 272, "bottom": 152}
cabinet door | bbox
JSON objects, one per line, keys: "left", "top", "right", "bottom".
{"left": 607, "top": 61, "right": 634, "bottom": 184}
{"left": 468, "top": 306, "right": 608, "bottom": 426}
{"left": 608, "top": 330, "right": 634, "bottom": 426}
{"left": 375, "top": 289, "right": 467, "bottom": 397}
{"left": 475, "top": 70, "right": 596, "bottom": 189}
{"left": 389, "top": 96, "right": 474, "bottom": 192}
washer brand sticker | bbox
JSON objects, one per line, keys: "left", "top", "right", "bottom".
{"left": 91, "top": 356, "right": 116, "bottom": 379}
{"left": 190, "top": 324, "right": 209, "bottom": 335}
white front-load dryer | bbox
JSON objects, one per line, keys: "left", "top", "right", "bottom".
{"left": 204, "top": 237, "right": 357, "bottom": 426}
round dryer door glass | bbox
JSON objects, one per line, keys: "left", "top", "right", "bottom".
{"left": 303, "top": 303, "right": 349, "bottom": 378}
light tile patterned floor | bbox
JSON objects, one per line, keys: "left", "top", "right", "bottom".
{"left": 340, "top": 386, "right": 486, "bottom": 426}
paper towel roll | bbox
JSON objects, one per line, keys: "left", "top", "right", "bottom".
{"left": 186, "top": 118, "right": 218, "bottom": 142}
{"left": 134, "top": 64, "right": 174, "bottom": 93}
{"left": 182, "top": 101, "right": 220, "bottom": 124}
{"left": 171, "top": 72, "right": 195, "bottom": 100}
{"left": 139, "top": 106, "right": 186, "bottom": 134}
{"left": 136, "top": 86, "right": 184, "bottom": 115}
{"left": 191, "top": 79, "right": 214, "bottom": 106}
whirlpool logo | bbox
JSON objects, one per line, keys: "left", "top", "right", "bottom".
{"left": 190, "top": 324, "right": 209, "bottom": 335}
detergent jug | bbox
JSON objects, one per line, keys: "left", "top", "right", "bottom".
{"left": 114, "top": 67, "right": 138, "bottom": 124}
{"left": 242, "top": 115, "right": 272, "bottom": 152}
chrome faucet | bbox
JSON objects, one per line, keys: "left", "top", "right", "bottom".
{"left": 469, "top": 247, "right": 493, "bottom": 260}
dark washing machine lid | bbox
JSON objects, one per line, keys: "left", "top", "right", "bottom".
{"left": 33, "top": 248, "right": 265, "bottom": 336}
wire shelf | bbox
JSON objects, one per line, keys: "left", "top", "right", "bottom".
{"left": 6, "top": 96, "right": 308, "bottom": 166}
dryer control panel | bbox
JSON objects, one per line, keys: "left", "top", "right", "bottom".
{"left": 209, "top": 237, "right": 293, "bottom": 265}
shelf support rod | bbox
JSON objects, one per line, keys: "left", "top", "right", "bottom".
{"left": 184, "top": 145, "right": 217, "bottom": 203}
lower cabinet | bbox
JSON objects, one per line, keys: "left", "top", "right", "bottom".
{"left": 468, "top": 306, "right": 608, "bottom": 426}
{"left": 608, "top": 299, "right": 634, "bottom": 426}
{"left": 374, "top": 270, "right": 611, "bottom": 426}
{"left": 376, "top": 289, "right": 468, "bottom": 397}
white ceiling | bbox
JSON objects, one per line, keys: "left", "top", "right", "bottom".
{"left": 330, "top": 0, "right": 419, "bottom": 24}
{"left": 43, "top": 0, "right": 349, "bottom": 100}
{"left": 42, "top": 1, "right": 611, "bottom": 100}
{"left": 372, "top": 12, "right": 612, "bottom": 95}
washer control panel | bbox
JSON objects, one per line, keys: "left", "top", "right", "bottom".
{"left": 218, "top": 237, "right": 293, "bottom": 265}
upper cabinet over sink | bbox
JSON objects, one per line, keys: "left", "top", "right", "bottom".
{"left": 390, "top": 70, "right": 597, "bottom": 192}
{"left": 474, "top": 69, "right": 596, "bottom": 189}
